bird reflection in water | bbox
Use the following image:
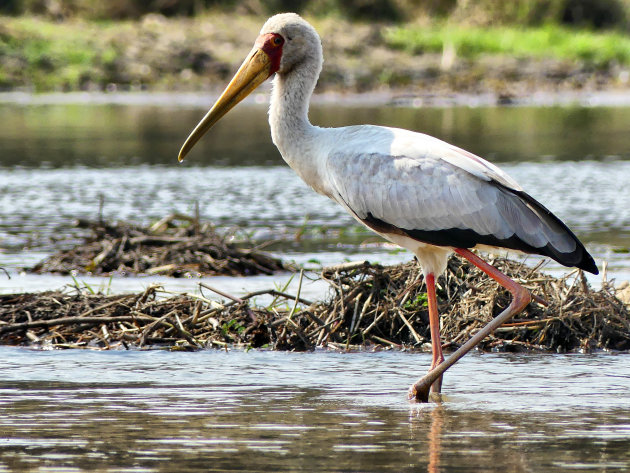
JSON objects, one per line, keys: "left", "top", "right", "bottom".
{"left": 427, "top": 407, "right": 444, "bottom": 473}
{"left": 410, "top": 404, "right": 444, "bottom": 473}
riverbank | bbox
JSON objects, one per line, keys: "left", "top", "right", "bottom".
{"left": 6, "top": 88, "right": 630, "bottom": 109}
{"left": 2, "top": 13, "right": 630, "bottom": 99}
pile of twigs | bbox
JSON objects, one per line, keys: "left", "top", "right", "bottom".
{"left": 3, "top": 257, "right": 629, "bottom": 352}
{"left": 0, "top": 284, "right": 309, "bottom": 350}
{"left": 30, "top": 214, "right": 286, "bottom": 277}
{"left": 307, "top": 258, "right": 630, "bottom": 352}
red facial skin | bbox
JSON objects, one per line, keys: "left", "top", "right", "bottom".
{"left": 255, "top": 33, "right": 284, "bottom": 75}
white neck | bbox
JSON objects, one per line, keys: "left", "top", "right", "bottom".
{"left": 268, "top": 59, "right": 330, "bottom": 195}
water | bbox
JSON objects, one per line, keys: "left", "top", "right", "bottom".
{"left": 1, "top": 95, "right": 630, "bottom": 471}
{"left": 0, "top": 96, "right": 629, "bottom": 295}
{"left": 1, "top": 346, "right": 629, "bottom": 472}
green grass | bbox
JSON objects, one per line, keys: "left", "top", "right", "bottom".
{"left": 2, "top": 14, "right": 630, "bottom": 92}
{"left": 0, "top": 16, "right": 123, "bottom": 90}
{"left": 403, "top": 292, "right": 428, "bottom": 310}
{"left": 384, "top": 23, "right": 630, "bottom": 67}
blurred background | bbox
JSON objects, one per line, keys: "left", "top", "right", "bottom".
{"left": 2, "top": 0, "right": 629, "bottom": 25}
{"left": 2, "top": 0, "right": 630, "bottom": 93}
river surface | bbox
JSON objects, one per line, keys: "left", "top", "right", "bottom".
{"left": 0, "top": 94, "right": 629, "bottom": 472}
{"left": 1, "top": 95, "right": 629, "bottom": 295}
{"left": 1, "top": 347, "right": 630, "bottom": 472}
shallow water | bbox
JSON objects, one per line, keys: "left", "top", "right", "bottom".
{"left": 1, "top": 97, "right": 629, "bottom": 471}
{"left": 0, "top": 97, "right": 629, "bottom": 294}
{"left": 1, "top": 346, "right": 629, "bottom": 472}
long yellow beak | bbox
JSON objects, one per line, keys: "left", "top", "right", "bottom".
{"left": 178, "top": 47, "right": 273, "bottom": 162}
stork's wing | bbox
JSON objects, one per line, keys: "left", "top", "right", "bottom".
{"left": 325, "top": 146, "right": 598, "bottom": 274}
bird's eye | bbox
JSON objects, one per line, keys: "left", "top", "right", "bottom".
{"left": 273, "top": 36, "right": 284, "bottom": 46}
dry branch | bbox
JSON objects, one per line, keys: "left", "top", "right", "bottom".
{"left": 30, "top": 215, "right": 287, "bottom": 277}
{"left": 2, "top": 256, "right": 629, "bottom": 352}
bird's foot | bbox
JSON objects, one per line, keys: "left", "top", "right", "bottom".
{"left": 408, "top": 378, "right": 432, "bottom": 403}
{"left": 409, "top": 370, "right": 444, "bottom": 403}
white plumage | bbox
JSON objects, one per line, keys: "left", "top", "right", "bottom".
{"left": 178, "top": 13, "right": 598, "bottom": 402}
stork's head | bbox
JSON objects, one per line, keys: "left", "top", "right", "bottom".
{"left": 260, "top": 13, "right": 322, "bottom": 75}
{"left": 178, "top": 13, "right": 321, "bottom": 162}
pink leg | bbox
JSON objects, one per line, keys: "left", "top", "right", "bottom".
{"left": 425, "top": 273, "right": 444, "bottom": 394}
{"left": 409, "top": 248, "right": 532, "bottom": 403}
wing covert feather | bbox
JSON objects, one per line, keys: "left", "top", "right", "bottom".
{"left": 325, "top": 151, "right": 577, "bottom": 254}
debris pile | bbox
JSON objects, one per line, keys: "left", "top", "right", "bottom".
{"left": 3, "top": 257, "right": 629, "bottom": 352}
{"left": 30, "top": 214, "right": 286, "bottom": 277}
{"left": 0, "top": 284, "right": 310, "bottom": 350}
{"left": 307, "top": 258, "right": 630, "bottom": 352}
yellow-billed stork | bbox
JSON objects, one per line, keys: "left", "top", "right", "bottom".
{"left": 178, "top": 13, "right": 598, "bottom": 402}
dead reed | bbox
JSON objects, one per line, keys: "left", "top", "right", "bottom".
{"left": 3, "top": 256, "right": 629, "bottom": 352}
{"left": 30, "top": 214, "right": 286, "bottom": 277}
{"left": 308, "top": 257, "right": 630, "bottom": 352}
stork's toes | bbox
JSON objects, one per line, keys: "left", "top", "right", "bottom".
{"left": 408, "top": 379, "right": 432, "bottom": 403}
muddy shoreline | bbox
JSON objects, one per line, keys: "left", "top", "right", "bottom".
{"left": 5, "top": 88, "right": 630, "bottom": 109}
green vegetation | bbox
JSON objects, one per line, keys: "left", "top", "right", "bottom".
{"left": 3, "top": 0, "right": 630, "bottom": 29}
{"left": 0, "top": 17, "right": 125, "bottom": 90}
{"left": 403, "top": 292, "right": 428, "bottom": 310}
{"left": 2, "top": 0, "right": 630, "bottom": 93}
{"left": 385, "top": 23, "right": 630, "bottom": 67}
{"left": 0, "top": 14, "right": 246, "bottom": 91}
{"left": 221, "top": 318, "right": 246, "bottom": 339}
